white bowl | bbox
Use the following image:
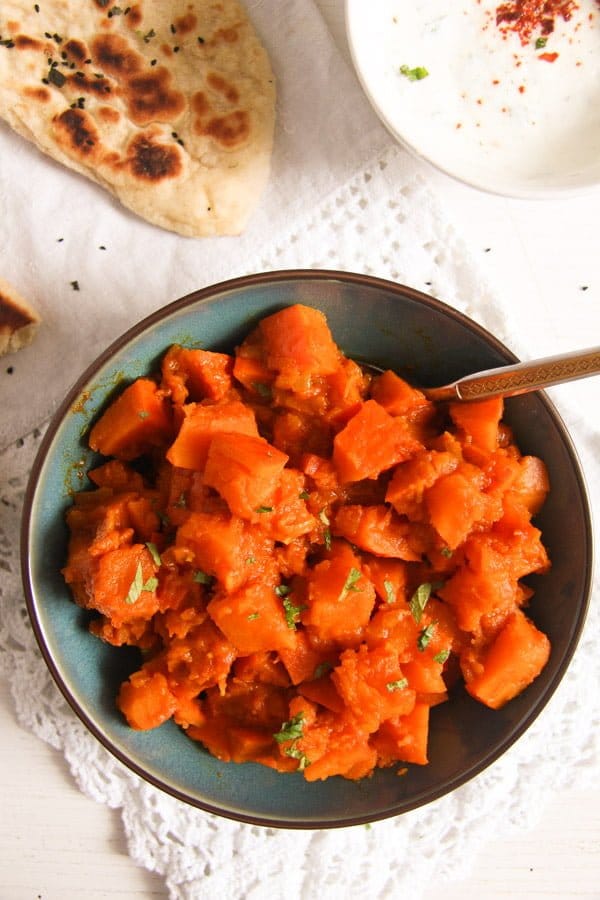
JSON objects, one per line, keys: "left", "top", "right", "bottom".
{"left": 345, "top": 0, "right": 600, "bottom": 198}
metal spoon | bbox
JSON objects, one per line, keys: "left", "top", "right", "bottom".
{"left": 370, "top": 345, "right": 600, "bottom": 403}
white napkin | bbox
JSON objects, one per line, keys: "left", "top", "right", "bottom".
{"left": 0, "top": 0, "right": 390, "bottom": 449}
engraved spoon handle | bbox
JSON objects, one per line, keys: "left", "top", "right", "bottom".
{"left": 424, "top": 346, "right": 600, "bottom": 403}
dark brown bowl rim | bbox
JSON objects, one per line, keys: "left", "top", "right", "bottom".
{"left": 20, "top": 269, "right": 594, "bottom": 829}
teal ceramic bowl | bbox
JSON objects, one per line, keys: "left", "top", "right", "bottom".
{"left": 21, "top": 270, "right": 593, "bottom": 828}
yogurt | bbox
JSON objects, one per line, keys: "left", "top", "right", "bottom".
{"left": 346, "top": 0, "right": 600, "bottom": 196}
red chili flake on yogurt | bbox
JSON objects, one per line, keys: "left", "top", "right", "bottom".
{"left": 495, "top": 0, "right": 578, "bottom": 45}
{"left": 538, "top": 50, "right": 560, "bottom": 60}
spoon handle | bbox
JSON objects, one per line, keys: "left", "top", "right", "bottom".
{"left": 425, "top": 346, "right": 600, "bottom": 402}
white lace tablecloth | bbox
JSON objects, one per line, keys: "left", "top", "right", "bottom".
{"left": 1, "top": 1, "right": 599, "bottom": 897}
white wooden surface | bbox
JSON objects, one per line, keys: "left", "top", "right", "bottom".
{"left": 2, "top": 2, "right": 599, "bottom": 898}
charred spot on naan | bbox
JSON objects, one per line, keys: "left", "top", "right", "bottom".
{"left": 125, "top": 68, "right": 186, "bottom": 125}
{"left": 14, "top": 34, "right": 44, "bottom": 51}
{"left": 89, "top": 34, "right": 186, "bottom": 126}
{"left": 67, "top": 71, "right": 113, "bottom": 97}
{"left": 192, "top": 87, "right": 249, "bottom": 149}
{"left": 192, "top": 91, "right": 210, "bottom": 117}
{"left": 124, "top": 5, "right": 143, "bottom": 28}
{"left": 91, "top": 33, "right": 143, "bottom": 78}
{"left": 202, "top": 110, "right": 250, "bottom": 147}
{"left": 53, "top": 108, "right": 100, "bottom": 159}
{"left": 97, "top": 105, "right": 120, "bottom": 123}
{"left": 173, "top": 13, "right": 198, "bottom": 35}
{"left": 23, "top": 86, "right": 51, "bottom": 103}
{"left": 206, "top": 73, "right": 239, "bottom": 105}
{"left": 63, "top": 38, "right": 89, "bottom": 63}
{"left": 211, "top": 27, "right": 240, "bottom": 44}
{"left": 127, "top": 133, "right": 182, "bottom": 181}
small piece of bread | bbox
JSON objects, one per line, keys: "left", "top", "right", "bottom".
{"left": 0, "top": 278, "right": 40, "bottom": 357}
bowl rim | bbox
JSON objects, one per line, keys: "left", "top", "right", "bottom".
{"left": 343, "top": 0, "right": 600, "bottom": 201}
{"left": 21, "top": 268, "right": 595, "bottom": 828}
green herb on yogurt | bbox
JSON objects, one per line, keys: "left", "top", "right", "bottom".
{"left": 399, "top": 64, "right": 429, "bottom": 81}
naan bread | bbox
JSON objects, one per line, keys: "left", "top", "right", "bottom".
{"left": 0, "top": 278, "right": 40, "bottom": 356}
{"left": 0, "top": 0, "right": 275, "bottom": 237}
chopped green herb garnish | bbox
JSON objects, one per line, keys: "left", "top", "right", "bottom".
{"left": 410, "top": 583, "right": 433, "bottom": 624}
{"left": 273, "top": 712, "right": 305, "bottom": 744}
{"left": 323, "top": 528, "right": 332, "bottom": 551}
{"left": 285, "top": 745, "right": 310, "bottom": 769}
{"left": 175, "top": 492, "right": 187, "bottom": 507}
{"left": 255, "top": 505, "right": 273, "bottom": 513}
{"left": 313, "top": 661, "right": 333, "bottom": 680}
{"left": 70, "top": 279, "right": 80, "bottom": 291}
{"left": 383, "top": 579, "right": 396, "bottom": 604}
{"left": 299, "top": 490, "right": 310, "bottom": 500}
{"left": 251, "top": 381, "right": 272, "bottom": 399}
{"left": 417, "top": 622, "right": 437, "bottom": 652}
{"left": 343, "top": 567, "right": 362, "bottom": 594}
{"left": 386, "top": 678, "right": 409, "bottom": 692}
{"left": 247, "top": 612, "right": 260, "bottom": 621}
{"left": 125, "top": 562, "right": 156, "bottom": 603}
{"left": 125, "top": 562, "right": 144, "bottom": 604}
{"left": 145, "top": 542, "right": 161, "bottom": 566}
{"left": 138, "top": 410, "right": 150, "bottom": 419}
{"left": 535, "top": 37, "right": 548, "bottom": 49}
{"left": 440, "top": 547, "right": 453, "bottom": 559}
{"left": 193, "top": 570, "right": 212, "bottom": 585}
{"left": 274, "top": 584, "right": 291, "bottom": 597}
{"left": 399, "top": 64, "right": 429, "bottom": 81}
{"left": 245, "top": 556, "right": 256, "bottom": 565}
{"left": 283, "top": 597, "right": 307, "bottom": 630}
{"left": 433, "top": 649, "right": 450, "bottom": 664}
